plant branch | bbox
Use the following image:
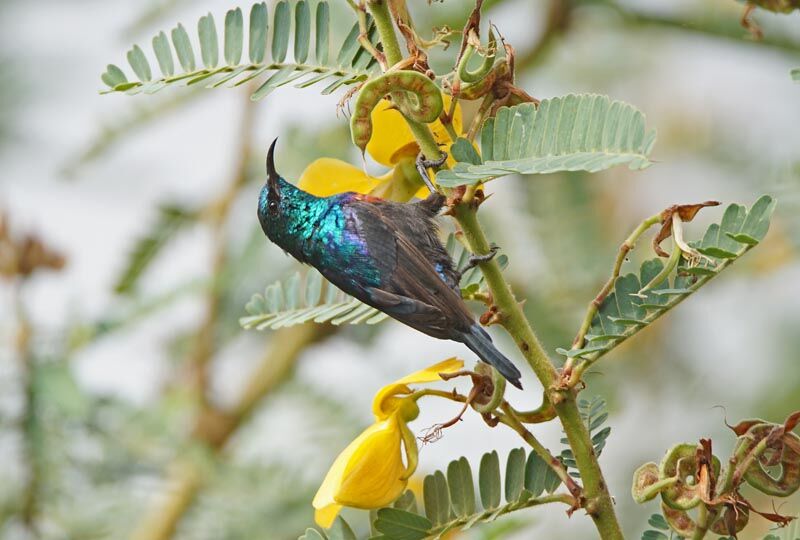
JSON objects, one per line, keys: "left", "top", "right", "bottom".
{"left": 367, "top": 0, "right": 403, "bottom": 67}
{"left": 499, "top": 402, "right": 582, "bottom": 498}
{"left": 508, "top": 392, "right": 557, "bottom": 424}
{"left": 366, "top": 5, "right": 624, "bottom": 536}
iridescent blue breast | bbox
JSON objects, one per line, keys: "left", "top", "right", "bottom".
{"left": 303, "top": 195, "right": 382, "bottom": 290}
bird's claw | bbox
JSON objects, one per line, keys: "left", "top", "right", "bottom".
{"left": 468, "top": 244, "right": 499, "bottom": 267}
{"left": 455, "top": 244, "right": 500, "bottom": 284}
{"left": 415, "top": 151, "right": 448, "bottom": 194}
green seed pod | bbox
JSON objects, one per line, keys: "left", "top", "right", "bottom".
{"left": 471, "top": 361, "right": 506, "bottom": 414}
{"left": 659, "top": 443, "right": 721, "bottom": 510}
{"left": 736, "top": 423, "right": 800, "bottom": 497}
{"left": 631, "top": 462, "right": 675, "bottom": 503}
{"left": 457, "top": 30, "right": 496, "bottom": 84}
{"left": 455, "top": 61, "right": 509, "bottom": 101}
{"left": 350, "top": 71, "right": 444, "bottom": 154}
{"left": 661, "top": 502, "right": 697, "bottom": 537}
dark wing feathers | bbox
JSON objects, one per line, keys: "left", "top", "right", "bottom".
{"left": 349, "top": 199, "right": 473, "bottom": 339}
{"left": 364, "top": 196, "right": 460, "bottom": 292}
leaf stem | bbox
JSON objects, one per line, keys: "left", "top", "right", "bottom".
{"left": 499, "top": 403, "right": 582, "bottom": 498}
{"left": 366, "top": 0, "right": 404, "bottom": 67}
{"left": 507, "top": 393, "right": 557, "bottom": 424}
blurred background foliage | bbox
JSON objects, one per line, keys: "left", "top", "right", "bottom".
{"left": 0, "top": 0, "right": 799, "bottom": 539}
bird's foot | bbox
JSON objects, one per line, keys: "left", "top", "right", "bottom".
{"left": 455, "top": 244, "right": 500, "bottom": 282}
{"left": 415, "top": 151, "right": 448, "bottom": 194}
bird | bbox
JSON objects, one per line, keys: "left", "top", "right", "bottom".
{"left": 257, "top": 139, "right": 522, "bottom": 389}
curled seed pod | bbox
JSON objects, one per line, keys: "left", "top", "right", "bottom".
{"left": 631, "top": 462, "right": 674, "bottom": 503}
{"left": 457, "top": 30, "right": 496, "bottom": 84}
{"left": 471, "top": 362, "right": 505, "bottom": 414}
{"left": 736, "top": 423, "right": 800, "bottom": 497}
{"left": 350, "top": 71, "right": 444, "bottom": 154}
{"left": 454, "top": 61, "right": 509, "bottom": 101}
{"left": 659, "top": 443, "right": 721, "bottom": 510}
{"left": 661, "top": 502, "right": 697, "bottom": 537}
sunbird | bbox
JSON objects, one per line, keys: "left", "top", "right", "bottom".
{"left": 257, "top": 140, "right": 522, "bottom": 389}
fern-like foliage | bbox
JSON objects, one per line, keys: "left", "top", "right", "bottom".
{"left": 560, "top": 396, "right": 610, "bottom": 478}
{"left": 557, "top": 195, "right": 775, "bottom": 363}
{"left": 114, "top": 203, "right": 198, "bottom": 294}
{"left": 241, "top": 234, "right": 508, "bottom": 330}
{"left": 302, "top": 449, "right": 565, "bottom": 540}
{"left": 792, "top": 68, "right": 799, "bottom": 81}
{"left": 101, "top": 1, "right": 378, "bottom": 100}
{"left": 435, "top": 95, "right": 656, "bottom": 187}
{"left": 241, "top": 269, "right": 388, "bottom": 329}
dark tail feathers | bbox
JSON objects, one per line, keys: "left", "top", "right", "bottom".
{"left": 460, "top": 325, "right": 523, "bottom": 389}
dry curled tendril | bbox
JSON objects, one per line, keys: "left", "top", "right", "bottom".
{"left": 350, "top": 70, "right": 443, "bottom": 154}
{"left": 632, "top": 412, "right": 800, "bottom": 538}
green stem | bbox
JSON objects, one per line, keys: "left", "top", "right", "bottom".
{"left": 367, "top": 0, "right": 403, "bottom": 66}
{"left": 691, "top": 504, "right": 710, "bottom": 540}
{"left": 499, "top": 403, "right": 581, "bottom": 497}
{"left": 454, "top": 206, "right": 623, "bottom": 539}
{"left": 365, "top": 6, "right": 623, "bottom": 537}
{"left": 508, "top": 392, "right": 557, "bottom": 424}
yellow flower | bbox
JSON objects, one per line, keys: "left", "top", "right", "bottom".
{"left": 312, "top": 358, "right": 464, "bottom": 528}
{"left": 298, "top": 156, "right": 428, "bottom": 202}
{"left": 297, "top": 94, "right": 461, "bottom": 203}
{"left": 367, "top": 95, "right": 462, "bottom": 167}
{"left": 298, "top": 157, "right": 389, "bottom": 197}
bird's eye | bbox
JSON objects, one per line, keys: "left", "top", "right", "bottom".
{"left": 268, "top": 199, "right": 279, "bottom": 214}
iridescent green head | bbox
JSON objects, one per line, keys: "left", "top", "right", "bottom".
{"left": 257, "top": 139, "right": 331, "bottom": 261}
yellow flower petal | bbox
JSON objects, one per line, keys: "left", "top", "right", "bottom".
{"left": 372, "top": 357, "right": 464, "bottom": 420}
{"left": 395, "top": 357, "right": 464, "bottom": 385}
{"left": 366, "top": 95, "right": 462, "bottom": 167}
{"left": 298, "top": 157, "right": 391, "bottom": 197}
{"left": 314, "top": 504, "right": 343, "bottom": 530}
{"left": 313, "top": 416, "right": 409, "bottom": 527}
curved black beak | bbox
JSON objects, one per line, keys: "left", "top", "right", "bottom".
{"left": 266, "top": 138, "right": 280, "bottom": 194}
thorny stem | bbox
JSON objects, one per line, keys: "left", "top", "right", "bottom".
{"left": 366, "top": 5, "right": 624, "bottom": 537}
{"left": 347, "top": 0, "right": 388, "bottom": 70}
{"left": 367, "top": 0, "right": 403, "bottom": 67}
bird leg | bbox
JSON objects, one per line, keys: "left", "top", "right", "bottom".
{"left": 415, "top": 151, "right": 448, "bottom": 193}
{"left": 455, "top": 244, "right": 499, "bottom": 283}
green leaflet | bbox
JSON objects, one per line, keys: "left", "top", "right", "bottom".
{"left": 303, "top": 449, "right": 565, "bottom": 540}
{"left": 100, "top": 1, "right": 378, "bottom": 100}
{"left": 242, "top": 233, "right": 508, "bottom": 331}
{"left": 556, "top": 196, "right": 776, "bottom": 363}
{"left": 559, "top": 396, "right": 610, "bottom": 479}
{"left": 792, "top": 67, "right": 799, "bottom": 81}
{"left": 436, "top": 95, "right": 656, "bottom": 186}
{"left": 240, "top": 270, "right": 389, "bottom": 330}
